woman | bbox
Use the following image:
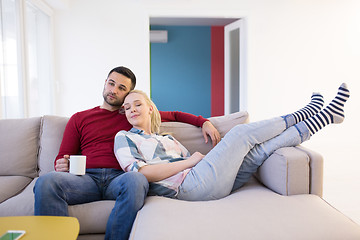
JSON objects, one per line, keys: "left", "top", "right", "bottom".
{"left": 114, "top": 84, "right": 349, "bottom": 201}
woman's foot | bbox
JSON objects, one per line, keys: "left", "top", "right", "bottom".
{"left": 291, "top": 92, "right": 324, "bottom": 123}
{"left": 303, "top": 83, "right": 350, "bottom": 135}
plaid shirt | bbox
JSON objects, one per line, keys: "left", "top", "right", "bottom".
{"left": 114, "top": 128, "right": 191, "bottom": 193}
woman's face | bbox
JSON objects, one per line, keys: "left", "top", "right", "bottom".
{"left": 123, "top": 92, "right": 153, "bottom": 130}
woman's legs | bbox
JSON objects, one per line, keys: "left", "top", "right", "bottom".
{"left": 231, "top": 123, "right": 310, "bottom": 191}
{"left": 177, "top": 84, "right": 348, "bottom": 201}
{"left": 231, "top": 83, "right": 350, "bottom": 191}
{"left": 177, "top": 93, "right": 322, "bottom": 201}
{"left": 177, "top": 117, "right": 287, "bottom": 201}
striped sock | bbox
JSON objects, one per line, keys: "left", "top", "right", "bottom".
{"left": 303, "top": 83, "right": 350, "bottom": 135}
{"left": 291, "top": 92, "right": 324, "bottom": 124}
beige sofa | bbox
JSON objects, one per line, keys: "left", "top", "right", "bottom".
{"left": 1, "top": 112, "right": 360, "bottom": 240}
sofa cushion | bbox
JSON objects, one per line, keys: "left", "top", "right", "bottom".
{"left": 69, "top": 201, "right": 115, "bottom": 234}
{"left": 38, "top": 115, "right": 69, "bottom": 176}
{"left": 0, "top": 176, "right": 32, "bottom": 203}
{"left": 160, "top": 111, "right": 249, "bottom": 155}
{"left": 0, "top": 178, "right": 37, "bottom": 216}
{"left": 0, "top": 117, "right": 41, "bottom": 178}
{"left": 130, "top": 180, "right": 360, "bottom": 240}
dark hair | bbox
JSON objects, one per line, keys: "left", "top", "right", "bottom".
{"left": 108, "top": 66, "right": 136, "bottom": 90}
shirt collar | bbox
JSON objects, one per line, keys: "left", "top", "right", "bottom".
{"left": 129, "top": 127, "right": 159, "bottom": 137}
{"left": 129, "top": 128, "right": 144, "bottom": 135}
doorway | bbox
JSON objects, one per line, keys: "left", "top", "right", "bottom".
{"left": 149, "top": 17, "right": 246, "bottom": 117}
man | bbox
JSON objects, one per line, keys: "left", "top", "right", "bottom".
{"left": 33, "top": 66, "right": 220, "bottom": 240}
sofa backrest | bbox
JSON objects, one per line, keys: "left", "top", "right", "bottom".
{"left": 38, "top": 115, "right": 69, "bottom": 176}
{"left": 160, "top": 111, "right": 249, "bottom": 155}
{"left": 36, "top": 111, "right": 249, "bottom": 175}
{"left": 0, "top": 117, "right": 41, "bottom": 178}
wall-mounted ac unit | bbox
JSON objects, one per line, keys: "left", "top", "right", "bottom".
{"left": 150, "top": 30, "right": 168, "bottom": 43}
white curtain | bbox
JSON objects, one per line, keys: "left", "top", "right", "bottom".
{"left": 0, "top": 0, "right": 53, "bottom": 119}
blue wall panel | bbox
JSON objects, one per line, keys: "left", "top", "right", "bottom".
{"left": 150, "top": 25, "right": 211, "bottom": 118}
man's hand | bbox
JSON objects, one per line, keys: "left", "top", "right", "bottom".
{"left": 202, "top": 121, "right": 221, "bottom": 147}
{"left": 55, "top": 155, "right": 70, "bottom": 172}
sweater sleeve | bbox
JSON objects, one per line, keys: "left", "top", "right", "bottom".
{"left": 54, "top": 113, "right": 82, "bottom": 167}
{"left": 159, "top": 111, "right": 208, "bottom": 127}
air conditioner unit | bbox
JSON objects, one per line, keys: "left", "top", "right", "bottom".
{"left": 150, "top": 30, "right": 168, "bottom": 43}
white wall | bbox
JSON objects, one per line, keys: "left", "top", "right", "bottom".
{"left": 52, "top": 0, "right": 360, "bottom": 223}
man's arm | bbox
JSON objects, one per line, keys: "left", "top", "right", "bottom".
{"left": 159, "top": 111, "right": 221, "bottom": 147}
{"left": 159, "top": 111, "right": 207, "bottom": 126}
{"left": 54, "top": 114, "right": 82, "bottom": 171}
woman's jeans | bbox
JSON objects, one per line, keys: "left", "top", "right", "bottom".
{"left": 33, "top": 169, "right": 149, "bottom": 240}
{"left": 176, "top": 117, "right": 310, "bottom": 201}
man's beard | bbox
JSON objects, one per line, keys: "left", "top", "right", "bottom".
{"left": 103, "top": 92, "right": 122, "bottom": 107}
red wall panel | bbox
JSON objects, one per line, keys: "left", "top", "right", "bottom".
{"left": 211, "top": 26, "right": 224, "bottom": 117}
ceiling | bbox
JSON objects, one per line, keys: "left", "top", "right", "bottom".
{"left": 150, "top": 17, "right": 239, "bottom": 26}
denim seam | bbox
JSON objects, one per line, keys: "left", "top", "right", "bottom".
{"left": 282, "top": 114, "right": 295, "bottom": 129}
{"left": 294, "top": 123, "right": 310, "bottom": 142}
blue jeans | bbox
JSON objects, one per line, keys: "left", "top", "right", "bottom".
{"left": 176, "top": 117, "right": 310, "bottom": 201}
{"left": 33, "top": 169, "right": 149, "bottom": 240}
{"left": 231, "top": 121, "right": 310, "bottom": 191}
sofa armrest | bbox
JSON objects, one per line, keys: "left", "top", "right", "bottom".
{"left": 255, "top": 146, "right": 323, "bottom": 197}
{"left": 295, "top": 145, "right": 323, "bottom": 196}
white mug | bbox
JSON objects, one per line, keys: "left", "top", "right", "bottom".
{"left": 69, "top": 155, "right": 86, "bottom": 175}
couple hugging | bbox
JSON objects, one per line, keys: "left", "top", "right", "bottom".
{"left": 34, "top": 66, "right": 350, "bottom": 240}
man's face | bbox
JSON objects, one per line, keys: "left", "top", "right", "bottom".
{"left": 102, "top": 72, "right": 132, "bottom": 109}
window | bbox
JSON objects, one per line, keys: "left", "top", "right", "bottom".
{"left": 0, "top": 0, "right": 53, "bottom": 119}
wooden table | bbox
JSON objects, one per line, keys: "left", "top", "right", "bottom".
{"left": 0, "top": 216, "right": 79, "bottom": 240}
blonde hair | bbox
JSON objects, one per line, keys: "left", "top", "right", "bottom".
{"left": 126, "top": 90, "right": 161, "bottom": 134}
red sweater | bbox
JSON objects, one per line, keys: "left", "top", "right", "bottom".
{"left": 56, "top": 106, "right": 207, "bottom": 170}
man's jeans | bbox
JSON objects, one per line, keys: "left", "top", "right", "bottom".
{"left": 177, "top": 117, "right": 310, "bottom": 201}
{"left": 34, "top": 169, "right": 149, "bottom": 240}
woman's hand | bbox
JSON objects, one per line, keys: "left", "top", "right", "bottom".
{"left": 202, "top": 121, "right": 221, "bottom": 147}
{"left": 139, "top": 152, "right": 205, "bottom": 182}
{"left": 187, "top": 152, "right": 205, "bottom": 167}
